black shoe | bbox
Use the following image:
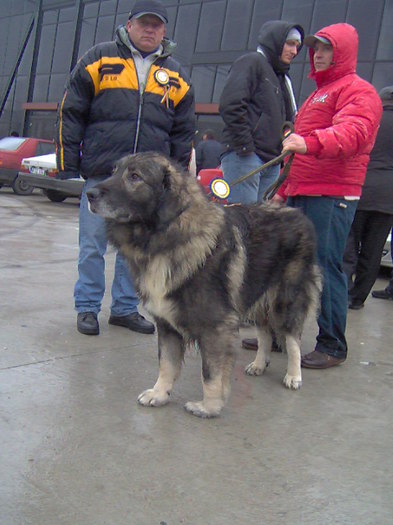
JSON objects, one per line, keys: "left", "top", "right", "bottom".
{"left": 77, "top": 312, "right": 99, "bottom": 335}
{"left": 348, "top": 299, "right": 364, "bottom": 310}
{"left": 371, "top": 289, "right": 393, "bottom": 301}
{"left": 241, "top": 337, "right": 282, "bottom": 352}
{"left": 242, "top": 337, "right": 258, "bottom": 351}
{"left": 108, "top": 312, "right": 155, "bottom": 334}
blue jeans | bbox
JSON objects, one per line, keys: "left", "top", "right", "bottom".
{"left": 74, "top": 176, "right": 139, "bottom": 316}
{"left": 221, "top": 151, "right": 280, "bottom": 204}
{"left": 287, "top": 196, "right": 357, "bottom": 359}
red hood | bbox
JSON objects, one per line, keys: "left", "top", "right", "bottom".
{"left": 308, "top": 23, "right": 358, "bottom": 87}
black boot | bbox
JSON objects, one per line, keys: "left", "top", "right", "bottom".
{"left": 77, "top": 312, "right": 99, "bottom": 335}
{"left": 109, "top": 312, "right": 155, "bottom": 334}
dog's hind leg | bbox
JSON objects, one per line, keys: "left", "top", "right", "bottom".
{"left": 138, "top": 321, "right": 184, "bottom": 408}
{"left": 184, "top": 323, "right": 238, "bottom": 418}
{"left": 221, "top": 351, "right": 236, "bottom": 404}
{"left": 282, "top": 333, "right": 302, "bottom": 389}
{"left": 245, "top": 326, "right": 272, "bottom": 376}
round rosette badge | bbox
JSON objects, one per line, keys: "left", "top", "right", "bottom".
{"left": 155, "top": 69, "right": 170, "bottom": 107}
{"left": 154, "top": 69, "right": 169, "bottom": 87}
{"left": 210, "top": 178, "right": 230, "bottom": 200}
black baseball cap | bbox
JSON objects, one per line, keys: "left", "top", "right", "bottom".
{"left": 128, "top": 0, "right": 168, "bottom": 24}
{"left": 304, "top": 34, "right": 332, "bottom": 47}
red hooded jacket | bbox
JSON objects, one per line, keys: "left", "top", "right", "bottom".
{"left": 278, "top": 23, "right": 382, "bottom": 198}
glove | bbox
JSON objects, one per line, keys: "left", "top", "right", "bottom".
{"left": 57, "top": 171, "right": 79, "bottom": 180}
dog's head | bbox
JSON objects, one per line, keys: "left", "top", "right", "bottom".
{"left": 87, "top": 152, "right": 191, "bottom": 226}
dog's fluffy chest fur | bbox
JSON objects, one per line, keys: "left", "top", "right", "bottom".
{"left": 138, "top": 252, "right": 180, "bottom": 325}
{"left": 119, "top": 237, "right": 214, "bottom": 328}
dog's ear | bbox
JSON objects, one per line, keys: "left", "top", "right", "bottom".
{"left": 156, "top": 167, "right": 185, "bottom": 228}
{"left": 162, "top": 166, "right": 171, "bottom": 191}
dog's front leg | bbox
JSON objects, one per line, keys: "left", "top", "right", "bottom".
{"left": 138, "top": 320, "right": 184, "bottom": 408}
{"left": 184, "top": 324, "right": 238, "bottom": 418}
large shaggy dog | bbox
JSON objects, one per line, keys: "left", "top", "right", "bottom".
{"left": 87, "top": 152, "right": 321, "bottom": 418}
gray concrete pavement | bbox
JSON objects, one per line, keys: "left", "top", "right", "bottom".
{"left": 1, "top": 189, "right": 392, "bottom": 525}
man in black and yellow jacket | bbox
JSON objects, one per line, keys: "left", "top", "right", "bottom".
{"left": 56, "top": 0, "right": 195, "bottom": 336}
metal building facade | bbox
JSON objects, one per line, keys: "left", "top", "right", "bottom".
{"left": 0, "top": 0, "right": 392, "bottom": 139}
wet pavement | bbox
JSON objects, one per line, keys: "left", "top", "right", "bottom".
{"left": 1, "top": 188, "right": 392, "bottom": 525}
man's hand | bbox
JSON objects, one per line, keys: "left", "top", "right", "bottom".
{"left": 57, "top": 171, "right": 79, "bottom": 180}
{"left": 271, "top": 194, "right": 285, "bottom": 204}
{"left": 282, "top": 133, "right": 307, "bottom": 154}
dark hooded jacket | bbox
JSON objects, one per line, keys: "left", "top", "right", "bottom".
{"left": 278, "top": 23, "right": 382, "bottom": 198}
{"left": 56, "top": 26, "right": 195, "bottom": 178}
{"left": 357, "top": 103, "right": 393, "bottom": 214}
{"left": 219, "top": 21, "right": 304, "bottom": 162}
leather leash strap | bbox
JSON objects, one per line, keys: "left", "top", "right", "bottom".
{"left": 262, "top": 152, "right": 294, "bottom": 201}
{"left": 217, "top": 121, "right": 295, "bottom": 201}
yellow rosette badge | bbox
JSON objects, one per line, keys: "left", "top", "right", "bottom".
{"left": 154, "top": 69, "right": 170, "bottom": 108}
{"left": 210, "top": 178, "right": 230, "bottom": 200}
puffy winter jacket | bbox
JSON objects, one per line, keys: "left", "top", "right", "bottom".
{"left": 357, "top": 105, "right": 393, "bottom": 214}
{"left": 279, "top": 23, "right": 382, "bottom": 198}
{"left": 219, "top": 21, "right": 304, "bottom": 162}
{"left": 56, "top": 26, "right": 195, "bottom": 178}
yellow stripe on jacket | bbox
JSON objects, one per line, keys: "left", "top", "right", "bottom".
{"left": 58, "top": 91, "right": 68, "bottom": 171}
{"left": 85, "top": 57, "right": 138, "bottom": 94}
{"left": 85, "top": 58, "right": 190, "bottom": 107}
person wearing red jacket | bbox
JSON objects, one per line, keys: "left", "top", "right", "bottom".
{"left": 275, "top": 23, "right": 382, "bottom": 369}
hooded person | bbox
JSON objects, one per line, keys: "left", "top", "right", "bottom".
{"left": 273, "top": 23, "right": 383, "bottom": 369}
{"left": 219, "top": 20, "right": 304, "bottom": 205}
{"left": 343, "top": 85, "right": 393, "bottom": 309}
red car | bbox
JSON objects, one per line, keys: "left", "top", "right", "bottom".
{"left": 0, "top": 136, "right": 54, "bottom": 195}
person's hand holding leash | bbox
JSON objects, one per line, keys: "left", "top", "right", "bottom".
{"left": 282, "top": 133, "right": 307, "bottom": 154}
{"left": 271, "top": 194, "right": 285, "bottom": 204}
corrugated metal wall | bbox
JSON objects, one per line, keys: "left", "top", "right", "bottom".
{"left": 1, "top": 0, "right": 392, "bottom": 138}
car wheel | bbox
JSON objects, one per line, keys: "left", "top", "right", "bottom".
{"left": 12, "top": 176, "right": 34, "bottom": 195}
{"left": 44, "top": 189, "right": 67, "bottom": 202}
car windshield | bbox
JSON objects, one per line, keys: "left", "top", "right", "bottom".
{"left": 0, "top": 137, "right": 27, "bottom": 151}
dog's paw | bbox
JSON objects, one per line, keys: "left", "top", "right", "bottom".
{"left": 137, "top": 388, "right": 170, "bottom": 407}
{"left": 244, "top": 360, "right": 268, "bottom": 376}
{"left": 184, "top": 401, "right": 221, "bottom": 418}
{"left": 283, "top": 374, "right": 302, "bottom": 390}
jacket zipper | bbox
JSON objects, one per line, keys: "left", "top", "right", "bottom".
{"left": 132, "top": 54, "right": 165, "bottom": 154}
{"left": 264, "top": 76, "right": 280, "bottom": 95}
{"left": 133, "top": 90, "right": 144, "bottom": 154}
{"left": 252, "top": 77, "right": 281, "bottom": 133}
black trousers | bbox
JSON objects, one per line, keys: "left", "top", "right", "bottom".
{"left": 343, "top": 210, "right": 393, "bottom": 303}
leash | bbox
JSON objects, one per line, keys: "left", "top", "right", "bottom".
{"left": 262, "top": 152, "right": 294, "bottom": 201}
{"left": 208, "top": 122, "right": 294, "bottom": 202}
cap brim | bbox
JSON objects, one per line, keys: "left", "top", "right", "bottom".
{"left": 130, "top": 11, "right": 167, "bottom": 23}
{"left": 304, "top": 35, "right": 331, "bottom": 47}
